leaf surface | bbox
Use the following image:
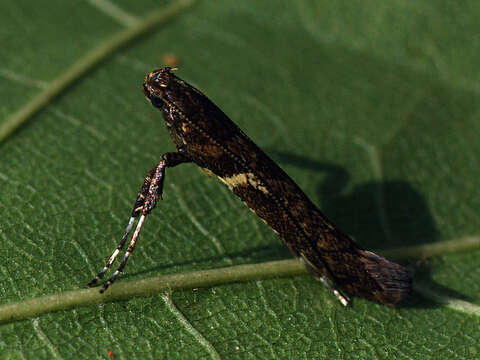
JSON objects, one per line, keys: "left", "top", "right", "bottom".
{"left": 1, "top": 1, "right": 479, "bottom": 359}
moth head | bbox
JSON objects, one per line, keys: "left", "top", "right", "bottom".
{"left": 142, "top": 67, "right": 177, "bottom": 106}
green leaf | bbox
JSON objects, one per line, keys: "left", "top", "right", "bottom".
{"left": 1, "top": 0, "right": 480, "bottom": 359}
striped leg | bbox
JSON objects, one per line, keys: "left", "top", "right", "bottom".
{"left": 88, "top": 152, "right": 191, "bottom": 293}
{"left": 299, "top": 257, "right": 351, "bottom": 306}
{"left": 99, "top": 214, "right": 147, "bottom": 293}
{"left": 317, "top": 276, "right": 350, "bottom": 307}
{"left": 87, "top": 216, "right": 137, "bottom": 287}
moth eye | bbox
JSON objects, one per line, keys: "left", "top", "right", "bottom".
{"left": 149, "top": 70, "right": 163, "bottom": 81}
{"left": 152, "top": 74, "right": 169, "bottom": 89}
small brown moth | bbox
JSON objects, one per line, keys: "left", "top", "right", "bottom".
{"left": 89, "top": 67, "right": 412, "bottom": 305}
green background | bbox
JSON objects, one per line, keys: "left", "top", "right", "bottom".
{"left": 1, "top": 0, "right": 479, "bottom": 358}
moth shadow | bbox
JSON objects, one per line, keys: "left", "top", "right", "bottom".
{"left": 268, "top": 150, "right": 468, "bottom": 309}
{"left": 404, "top": 262, "right": 474, "bottom": 309}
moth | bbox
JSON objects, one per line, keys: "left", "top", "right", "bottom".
{"left": 89, "top": 67, "right": 412, "bottom": 305}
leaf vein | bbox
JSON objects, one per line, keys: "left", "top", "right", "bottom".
{"left": 161, "top": 293, "right": 221, "bottom": 360}
{"left": 86, "top": 0, "right": 139, "bottom": 27}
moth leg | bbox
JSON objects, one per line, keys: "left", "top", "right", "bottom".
{"left": 317, "top": 276, "right": 350, "bottom": 307}
{"left": 88, "top": 152, "right": 191, "bottom": 293}
{"left": 299, "top": 257, "right": 350, "bottom": 306}
{"left": 87, "top": 167, "right": 156, "bottom": 288}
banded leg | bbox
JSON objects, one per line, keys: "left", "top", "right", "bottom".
{"left": 88, "top": 152, "right": 191, "bottom": 293}
{"left": 87, "top": 167, "right": 156, "bottom": 287}
{"left": 299, "top": 257, "right": 351, "bottom": 306}
{"left": 317, "top": 276, "right": 350, "bottom": 306}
